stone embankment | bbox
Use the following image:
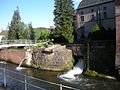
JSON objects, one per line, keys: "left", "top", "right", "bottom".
{"left": 0, "top": 45, "right": 74, "bottom": 71}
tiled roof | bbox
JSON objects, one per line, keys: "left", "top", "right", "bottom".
{"left": 0, "top": 31, "right": 7, "bottom": 35}
{"left": 78, "top": 0, "right": 114, "bottom": 9}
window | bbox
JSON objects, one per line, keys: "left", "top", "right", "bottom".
{"left": 81, "top": 11, "right": 83, "bottom": 15}
{"left": 91, "top": 14, "right": 95, "bottom": 20}
{"left": 103, "top": 12, "right": 107, "bottom": 19}
{"left": 91, "top": 9, "right": 94, "bottom": 12}
{"left": 103, "top": 7, "right": 107, "bottom": 10}
{"left": 81, "top": 16, "right": 84, "bottom": 21}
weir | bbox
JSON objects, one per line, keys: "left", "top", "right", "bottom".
{"left": 59, "top": 59, "right": 84, "bottom": 80}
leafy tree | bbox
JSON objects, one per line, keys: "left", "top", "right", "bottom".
{"left": 8, "top": 7, "right": 21, "bottom": 40}
{"left": 28, "top": 23, "right": 35, "bottom": 40}
{"left": 34, "top": 28, "right": 51, "bottom": 41}
{"left": 19, "top": 22, "right": 28, "bottom": 39}
{"left": 53, "top": 0, "right": 74, "bottom": 43}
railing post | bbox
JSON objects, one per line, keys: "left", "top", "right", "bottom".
{"left": 60, "top": 84, "right": 62, "bottom": 90}
{"left": 25, "top": 75, "right": 27, "bottom": 90}
{"left": 3, "top": 68, "right": 6, "bottom": 87}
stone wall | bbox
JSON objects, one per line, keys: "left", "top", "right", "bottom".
{"left": 67, "top": 41, "right": 115, "bottom": 76}
{"left": 89, "top": 41, "right": 115, "bottom": 76}
{"left": 115, "top": 0, "right": 120, "bottom": 74}
{"left": 0, "top": 49, "right": 25, "bottom": 64}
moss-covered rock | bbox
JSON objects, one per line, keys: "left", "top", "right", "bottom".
{"left": 31, "top": 45, "right": 74, "bottom": 71}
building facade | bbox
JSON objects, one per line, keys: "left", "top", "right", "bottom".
{"left": 115, "top": 0, "right": 120, "bottom": 74}
{"left": 0, "top": 30, "right": 6, "bottom": 42}
{"left": 74, "top": 0, "right": 115, "bottom": 42}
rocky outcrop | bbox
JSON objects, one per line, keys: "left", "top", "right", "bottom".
{"left": 32, "top": 45, "right": 74, "bottom": 71}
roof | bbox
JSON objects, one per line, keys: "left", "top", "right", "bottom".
{"left": 0, "top": 31, "right": 7, "bottom": 35}
{"left": 78, "top": 0, "right": 114, "bottom": 9}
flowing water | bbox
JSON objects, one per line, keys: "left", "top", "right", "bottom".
{"left": 0, "top": 61, "right": 120, "bottom": 90}
{"left": 16, "top": 58, "right": 27, "bottom": 70}
{"left": 59, "top": 59, "right": 84, "bottom": 80}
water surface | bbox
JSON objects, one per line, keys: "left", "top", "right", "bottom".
{"left": 0, "top": 62, "right": 120, "bottom": 90}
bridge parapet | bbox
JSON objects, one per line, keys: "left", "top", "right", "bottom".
{"left": 0, "top": 40, "right": 41, "bottom": 45}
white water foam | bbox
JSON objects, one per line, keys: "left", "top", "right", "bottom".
{"left": 16, "top": 66, "right": 26, "bottom": 70}
{"left": 0, "top": 61, "right": 7, "bottom": 64}
{"left": 16, "top": 58, "right": 27, "bottom": 70}
{"left": 59, "top": 59, "right": 84, "bottom": 80}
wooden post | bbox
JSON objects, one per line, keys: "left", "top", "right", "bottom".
{"left": 87, "top": 42, "right": 90, "bottom": 71}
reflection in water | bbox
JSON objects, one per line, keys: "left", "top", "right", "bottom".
{"left": 0, "top": 62, "right": 120, "bottom": 90}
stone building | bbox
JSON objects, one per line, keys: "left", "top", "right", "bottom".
{"left": 115, "top": 0, "right": 120, "bottom": 74}
{"left": 74, "top": 0, "right": 115, "bottom": 42}
{"left": 0, "top": 30, "right": 6, "bottom": 42}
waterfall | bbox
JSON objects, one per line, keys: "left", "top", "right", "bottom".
{"left": 59, "top": 59, "right": 84, "bottom": 80}
{"left": 16, "top": 58, "right": 26, "bottom": 70}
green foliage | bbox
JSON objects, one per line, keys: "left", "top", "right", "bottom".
{"left": 84, "top": 70, "right": 98, "bottom": 76}
{"left": 88, "top": 26, "right": 115, "bottom": 40}
{"left": 91, "top": 24, "right": 100, "bottom": 33}
{"left": 8, "top": 7, "right": 21, "bottom": 40}
{"left": 6, "top": 7, "right": 36, "bottom": 40}
{"left": 24, "top": 42, "right": 54, "bottom": 50}
{"left": 53, "top": 0, "right": 74, "bottom": 43}
{"left": 24, "top": 44, "right": 44, "bottom": 50}
{"left": 33, "top": 28, "right": 51, "bottom": 41}
{"left": 28, "top": 23, "right": 35, "bottom": 40}
{"left": 84, "top": 70, "right": 116, "bottom": 79}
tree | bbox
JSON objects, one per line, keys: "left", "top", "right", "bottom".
{"left": 8, "top": 7, "right": 21, "bottom": 40}
{"left": 28, "top": 23, "right": 35, "bottom": 40}
{"left": 53, "top": 0, "right": 74, "bottom": 43}
{"left": 19, "top": 22, "right": 28, "bottom": 39}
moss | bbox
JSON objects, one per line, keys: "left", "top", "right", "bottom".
{"left": 84, "top": 70, "right": 98, "bottom": 76}
{"left": 60, "top": 57, "right": 74, "bottom": 71}
{"left": 84, "top": 70, "right": 116, "bottom": 80}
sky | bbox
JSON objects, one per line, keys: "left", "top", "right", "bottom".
{"left": 0, "top": 0, "right": 82, "bottom": 30}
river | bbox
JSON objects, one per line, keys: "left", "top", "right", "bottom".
{"left": 0, "top": 61, "right": 120, "bottom": 90}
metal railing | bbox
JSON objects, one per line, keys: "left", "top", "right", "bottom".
{"left": 0, "top": 40, "right": 42, "bottom": 45}
{"left": 0, "top": 67, "right": 79, "bottom": 90}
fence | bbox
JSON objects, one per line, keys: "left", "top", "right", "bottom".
{"left": 0, "top": 40, "right": 42, "bottom": 45}
{"left": 0, "top": 67, "right": 79, "bottom": 90}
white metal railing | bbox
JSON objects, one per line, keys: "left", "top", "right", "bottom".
{"left": 0, "top": 40, "right": 42, "bottom": 45}
{"left": 0, "top": 67, "right": 79, "bottom": 90}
